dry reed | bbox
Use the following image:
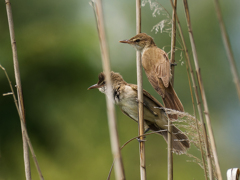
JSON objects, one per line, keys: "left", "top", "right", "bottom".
{"left": 0, "top": 65, "right": 44, "bottom": 180}
{"left": 183, "top": 0, "right": 222, "bottom": 179}
{"left": 136, "top": 0, "right": 146, "bottom": 180}
{"left": 213, "top": 0, "right": 240, "bottom": 101}
{"left": 91, "top": 1, "right": 125, "bottom": 179}
{"left": 168, "top": 0, "right": 177, "bottom": 179}
{"left": 5, "top": 0, "right": 31, "bottom": 179}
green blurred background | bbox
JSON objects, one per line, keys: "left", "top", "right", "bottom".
{"left": 0, "top": 0, "right": 240, "bottom": 179}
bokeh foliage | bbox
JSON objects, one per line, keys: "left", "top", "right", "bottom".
{"left": 0, "top": 0, "right": 240, "bottom": 179}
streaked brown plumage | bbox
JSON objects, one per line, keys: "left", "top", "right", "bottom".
{"left": 120, "top": 33, "right": 184, "bottom": 118}
{"left": 88, "top": 71, "right": 189, "bottom": 154}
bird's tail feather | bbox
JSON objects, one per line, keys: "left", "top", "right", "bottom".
{"left": 161, "top": 125, "right": 190, "bottom": 155}
{"left": 148, "top": 123, "right": 190, "bottom": 154}
{"left": 163, "top": 83, "right": 184, "bottom": 115}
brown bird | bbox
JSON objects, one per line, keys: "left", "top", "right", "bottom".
{"left": 88, "top": 71, "right": 189, "bottom": 154}
{"left": 120, "top": 33, "right": 184, "bottom": 117}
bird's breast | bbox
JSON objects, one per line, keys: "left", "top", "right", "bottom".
{"left": 119, "top": 86, "right": 139, "bottom": 120}
{"left": 118, "top": 85, "right": 164, "bottom": 123}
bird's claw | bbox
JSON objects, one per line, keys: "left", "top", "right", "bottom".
{"left": 137, "top": 137, "right": 146, "bottom": 142}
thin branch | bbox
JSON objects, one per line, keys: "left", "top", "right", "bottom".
{"left": 5, "top": 0, "right": 31, "bottom": 179}
{"left": 185, "top": 60, "right": 208, "bottom": 180}
{"left": 168, "top": 0, "right": 210, "bottom": 179}
{"left": 91, "top": 1, "right": 125, "bottom": 180}
{"left": 107, "top": 130, "right": 167, "bottom": 180}
{"left": 136, "top": 1, "right": 146, "bottom": 180}
{"left": 168, "top": 0, "right": 177, "bottom": 179}
{"left": 174, "top": 7, "right": 208, "bottom": 180}
{"left": 213, "top": 0, "right": 240, "bottom": 100}
{"left": 183, "top": 0, "right": 222, "bottom": 179}
{"left": 0, "top": 65, "right": 44, "bottom": 180}
{"left": 170, "top": 0, "right": 177, "bottom": 86}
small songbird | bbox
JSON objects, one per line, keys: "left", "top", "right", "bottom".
{"left": 120, "top": 33, "right": 184, "bottom": 116}
{"left": 88, "top": 71, "right": 189, "bottom": 154}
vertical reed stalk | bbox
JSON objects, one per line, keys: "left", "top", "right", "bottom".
{"left": 168, "top": 0, "right": 177, "bottom": 179}
{"left": 184, "top": 62, "right": 208, "bottom": 180}
{"left": 5, "top": 1, "right": 31, "bottom": 179}
{"left": 213, "top": 0, "right": 240, "bottom": 100}
{"left": 170, "top": 0, "right": 177, "bottom": 86}
{"left": 168, "top": 0, "right": 209, "bottom": 179}
{"left": 136, "top": 1, "right": 146, "bottom": 180}
{"left": 0, "top": 65, "right": 44, "bottom": 180}
{"left": 94, "top": 1, "right": 125, "bottom": 179}
{"left": 183, "top": 1, "right": 222, "bottom": 179}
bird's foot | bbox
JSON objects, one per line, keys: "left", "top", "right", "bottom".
{"left": 137, "top": 137, "right": 146, "bottom": 142}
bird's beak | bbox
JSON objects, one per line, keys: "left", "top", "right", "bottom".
{"left": 119, "top": 39, "right": 131, "bottom": 44}
{"left": 88, "top": 83, "right": 102, "bottom": 90}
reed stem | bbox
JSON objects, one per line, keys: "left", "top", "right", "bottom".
{"left": 183, "top": 0, "right": 222, "bottom": 179}
{"left": 213, "top": 0, "right": 240, "bottom": 101}
{"left": 93, "top": 1, "right": 125, "bottom": 179}
{"left": 0, "top": 65, "right": 44, "bottom": 180}
{"left": 136, "top": 1, "right": 146, "bottom": 180}
{"left": 5, "top": 1, "right": 31, "bottom": 179}
{"left": 168, "top": 0, "right": 177, "bottom": 179}
{"left": 169, "top": 0, "right": 210, "bottom": 179}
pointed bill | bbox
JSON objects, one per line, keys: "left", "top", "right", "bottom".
{"left": 119, "top": 39, "right": 131, "bottom": 44}
{"left": 88, "top": 84, "right": 103, "bottom": 90}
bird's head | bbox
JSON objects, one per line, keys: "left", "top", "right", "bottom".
{"left": 88, "top": 71, "right": 125, "bottom": 94}
{"left": 119, "top": 33, "right": 155, "bottom": 51}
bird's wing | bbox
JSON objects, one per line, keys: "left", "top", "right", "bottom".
{"left": 120, "top": 106, "right": 151, "bottom": 131}
{"left": 130, "top": 84, "right": 168, "bottom": 132}
{"left": 142, "top": 47, "right": 171, "bottom": 88}
{"left": 120, "top": 108, "right": 138, "bottom": 123}
{"left": 130, "top": 84, "right": 164, "bottom": 114}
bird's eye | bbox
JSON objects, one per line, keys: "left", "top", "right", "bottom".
{"left": 135, "top": 39, "right": 140, "bottom": 42}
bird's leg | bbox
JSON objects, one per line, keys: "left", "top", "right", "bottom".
{"left": 137, "top": 128, "right": 149, "bottom": 142}
{"left": 144, "top": 128, "right": 150, "bottom": 134}
{"left": 137, "top": 137, "right": 146, "bottom": 142}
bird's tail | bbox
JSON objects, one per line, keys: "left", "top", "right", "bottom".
{"left": 163, "top": 83, "right": 184, "bottom": 117}
{"left": 161, "top": 125, "right": 190, "bottom": 155}
{"left": 148, "top": 122, "right": 190, "bottom": 154}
